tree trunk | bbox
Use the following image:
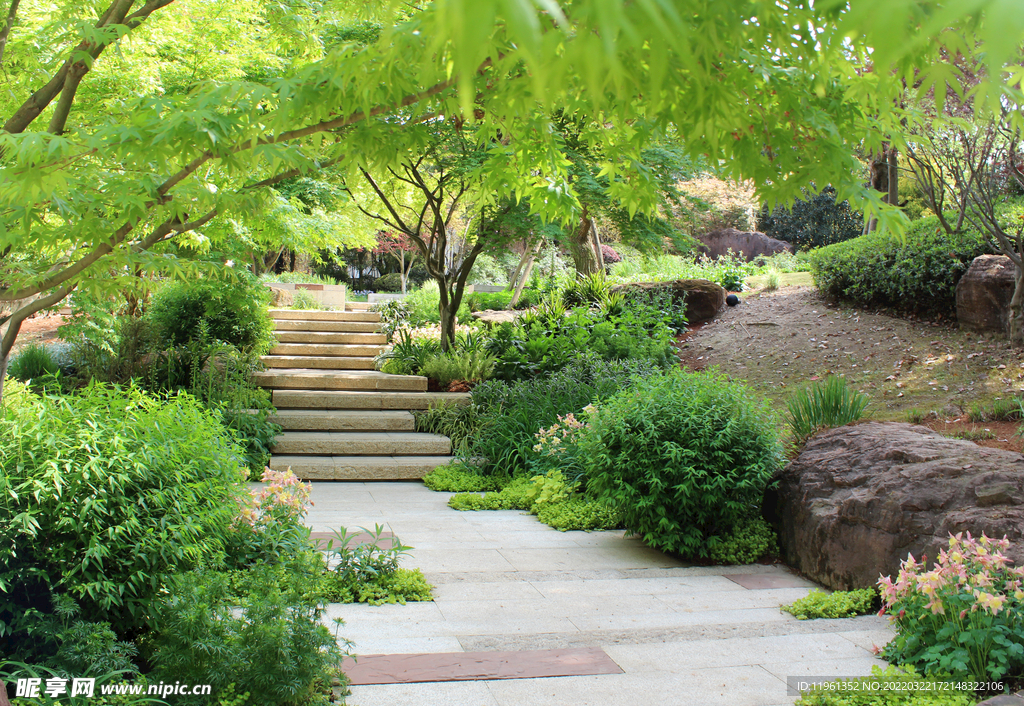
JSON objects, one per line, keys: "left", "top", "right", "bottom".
{"left": 0, "top": 350, "right": 9, "bottom": 406}
{"left": 0, "top": 0, "right": 21, "bottom": 67}
{"left": 887, "top": 147, "right": 899, "bottom": 209}
{"left": 590, "top": 218, "right": 605, "bottom": 273}
{"left": 568, "top": 213, "right": 600, "bottom": 275}
{"left": 1011, "top": 263, "right": 1024, "bottom": 347}
{"left": 865, "top": 149, "right": 890, "bottom": 234}
{"left": 439, "top": 284, "right": 457, "bottom": 352}
{"left": 506, "top": 244, "right": 531, "bottom": 292}
{"left": 510, "top": 243, "right": 540, "bottom": 308}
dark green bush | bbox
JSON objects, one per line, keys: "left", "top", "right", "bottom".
{"left": 146, "top": 271, "right": 274, "bottom": 353}
{"left": 470, "top": 357, "right": 661, "bottom": 475}
{"left": 583, "top": 369, "right": 783, "bottom": 558}
{"left": 7, "top": 343, "right": 62, "bottom": 382}
{"left": 810, "top": 217, "right": 993, "bottom": 318}
{"left": 373, "top": 272, "right": 404, "bottom": 292}
{"left": 149, "top": 567, "right": 344, "bottom": 706}
{"left": 757, "top": 185, "right": 864, "bottom": 249}
{"left": 414, "top": 405, "right": 483, "bottom": 457}
{"left": 0, "top": 382, "right": 245, "bottom": 657}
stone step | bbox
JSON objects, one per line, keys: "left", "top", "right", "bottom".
{"left": 272, "top": 431, "right": 450, "bottom": 456}
{"left": 275, "top": 331, "right": 387, "bottom": 345}
{"left": 270, "top": 308, "right": 379, "bottom": 322}
{"left": 260, "top": 355, "right": 377, "bottom": 370}
{"left": 254, "top": 369, "right": 426, "bottom": 392}
{"left": 273, "top": 389, "right": 471, "bottom": 410}
{"left": 268, "top": 343, "right": 386, "bottom": 357}
{"left": 270, "top": 409, "right": 415, "bottom": 432}
{"left": 269, "top": 454, "right": 453, "bottom": 480}
{"left": 274, "top": 320, "right": 380, "bottom": 333}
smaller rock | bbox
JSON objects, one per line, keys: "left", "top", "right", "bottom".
{"left": 956, "top": 254, "right": 1016, "bottom": 335}
{"left": 471, "top": 309, "right": 522, "bottom": 326}
{"left": 726, "top": 294, "right": 740, "bottom": 307}
{"left": 610, "top": 279, "right": 726, "bottom": 324}
{"left": 266, "top": 285, "right": 293, "bottom": 307}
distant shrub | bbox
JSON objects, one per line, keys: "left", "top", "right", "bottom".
{"left": 809, "top": 217, "right": 992, "bottom": 318}
{"left": 600, "top": 244, "right": 622, "bottom": 264}
{"left": 373, "top": 272, "right": 404, "bottom": 292}
{"left": 147, "top": 272, "right": 274, "bottom": 354}
{"left": 757, "top": 186, "right": 864, "bottom": 249}
{"left": 7, "top": 343, "right": 62, "bottom": 383}
{"left": 259, "top": 271, "right": 336, "bottom": 285}
{"left": 583, "top": 369, "right": 783, "bottom": 558}
{"left": 419, "top": 350, "right": 496, "bottom": 387}
{"left": 290, "top": 288, "right": 325, "bottom": 310}
{"left": 786, "top": 375, "right": 870, "bottom": 444}
{"left": 467, "top": 253, "right": 510, "bottom": 286}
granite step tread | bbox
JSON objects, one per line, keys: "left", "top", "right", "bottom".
{"left": 269, "top": 454, "right": 453, "bottom": 480}
{"left": 270, "top": 308, "right": 379, "bottom": 322}
{"left": 273, "top": 389, "right": 470, "bottom": 410}
{"left": 275, "top": 331, "right": 387, "bottom": 345}
{"left": 254, "top": 370, "right": 426, "bottom": 392}
{"left": 260, "top": 355, "right": 377, "bottom": 370}
{"left": 267, "top": 343, "right": 387, "bottom": 357}
{"left": 272, "top": 431, "right": 450, "bottom": 456}
{"left": 274, "top": 320, "right": 381, "bottom": 333}
{"left": 269, "top": 409, "right": 415, "bottom": 431}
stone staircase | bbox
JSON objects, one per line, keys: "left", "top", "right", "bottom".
{"left": 254, "top": 309, "right": 468, "bottom": 480}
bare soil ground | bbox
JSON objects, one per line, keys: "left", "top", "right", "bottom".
{"left": 9, "top": 312, "right": 65, "bottom": 352}
{"left": 677, "top": 282, "right": 1024, "bottom": 452}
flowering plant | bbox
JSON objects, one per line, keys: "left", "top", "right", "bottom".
{"left": 529, "top": 407, "right": 594, "bottom": 482}
{"left": 236, "top": 468, "right": 313, "bottom": 526}
{"left": 878, "top": 532, "right": 1024, "bottom": 681}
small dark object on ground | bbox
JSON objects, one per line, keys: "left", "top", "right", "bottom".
{"left": 726, "top": 294, "right": 740, "bottom": 306}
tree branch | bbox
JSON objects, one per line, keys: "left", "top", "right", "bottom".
{"left": 0, "top": 0, "right": 21, "bottom": 67}
{"left": 1, "top": 284, "right": 75, "bottom": 359}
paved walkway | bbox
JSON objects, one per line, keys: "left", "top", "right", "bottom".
{"left": 308, "top": 482, "right": 893, "bottom": 706}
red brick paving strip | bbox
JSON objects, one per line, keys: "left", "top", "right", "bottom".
{"left": 341, "top": 647, "right": 624, "bottom": 685}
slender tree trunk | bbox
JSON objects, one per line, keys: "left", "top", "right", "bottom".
{"left": 887, "top": 147, "right": 899, "bottom": 209}
{"left": 568, "top": 213, "right": 599, "bottom": 275}
{"left": 506, "top": 243, "right": 532, "bottom": 291}
{"left": 510, "top": 243, "right": 540, "bottom": 308}
{"left": 865, "top": 148, "right": 890, "bottom": 233}
{"left": 1011, "top": 263, "right": 1024, "bottom": 347}
{"left": 400, "top": 250, "right": 407, "bottom": 294}
{"left": 0, "top": 0, "right": 21, "bottom": 67}
{"left": 590, "top": 218, "right": 605, "bottom": 273}
{"left": 0, "top": 350, "right": 9, "bottom": 406}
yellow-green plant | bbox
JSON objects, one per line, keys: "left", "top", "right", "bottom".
{"left": 786, "top": 375, "right": 869, "bottom": 444}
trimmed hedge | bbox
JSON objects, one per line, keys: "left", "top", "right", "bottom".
{"left": 810, "top": 217, "right": 993, "bottom": 318}
{"left": 757, "top": 185, "right": 864, "bottom": 249}
{"left": 373, "top": 272, "right": 404, "bottom": 292}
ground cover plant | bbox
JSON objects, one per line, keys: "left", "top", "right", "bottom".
{"left": 782, "top": 589, "right": 876, "bottom": 620}
{"left": 878, "top": 533, "right": 1024, "bottom": 684}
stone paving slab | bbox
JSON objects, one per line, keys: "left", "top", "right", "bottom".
{"left": 308, "top": 482, "right": 896, "bottom": 706}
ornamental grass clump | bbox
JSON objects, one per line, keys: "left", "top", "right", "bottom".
{"left": 583, "top": 369, "right": 783, "bottom": 558}
{"left": 878, "top": 532, "right": 1024, "bottom": 682}
{"left": 786, "top": 374, "right": 869, "bottom": 444}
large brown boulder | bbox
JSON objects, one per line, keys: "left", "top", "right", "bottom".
{"left": 767, "top": 422, "right": 1024, "bottom": 590}
{"left": 956, "top": 254, "right": 1016, "bottom": 335}
{"left": 610, "top": 279, "right": 725, "bottom": 324}
{"left": 698, "top": 227, "right": 794, "bottom": 262}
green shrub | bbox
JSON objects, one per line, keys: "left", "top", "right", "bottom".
{"left": 7, "top": 343, "right": 62, "bottom": 382}
{"left": 470, "top": 357, "right": 660, "bottom": 475}
{"left": 467, "top": 253, "right": 510, "bottom": 286}
{"left": 562, "top": 273, "right": 613, "bottom": 307}
{"left": 419, "top": 350, "right": 496, "bottom": 387}
{"left": 787, "top": 375, "right": 870, "bottom": 444}
{"left": 373, "top": 272, "right": 404, "bottom": 292}
{"left": 707, "top": 517, "right": 779, "bottom": 565}
{"left": 782, "top": 588, "right": 876, "bottom": 620}
{"left": 422, "top": 463, "right": 506, "bottom": 492}
{"left": 260, "top": 271, "right": 336, "bottom": 285}
{"left": 290, "top": 288, "right": 325, "bottom": 310}
{"left": 322, "top": 568, "right": 433, "bottom": 606}
{"left": 149, "top": 567, "right": 343, "bottom": 706}
{"left": 404, "top": 280, "right": 473, "bottom": 326}
{"left": 794, "top": 665, "right": 980, "bottom": 706}
{"left": 371, "top": 299, "right": 410, "bottom": 341}
{"left": 414, "top": 405, "right": 482, "bottom": 458}
{"left": 317, "top": 525, "right": 432, "bottom": 605}
{"left": 147, "top": 272, "right": 275, "bottom": 354}
{"left": 583, "top": 369, "right": 783, "bottom": 558}
{"left": 0, "top": 383, "right": 245, "bottom": 656}
{"left": 809, "top": 217, "right": 993, "bottom": 318}
{"left": 757, "top": 185, "right": 864, "bottom": 249}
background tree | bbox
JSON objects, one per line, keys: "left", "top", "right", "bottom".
{"left": 2, "top": 0, "right": 1023, "bottom": 400}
